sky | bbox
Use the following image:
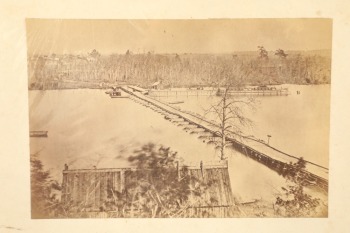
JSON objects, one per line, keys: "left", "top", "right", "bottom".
{"left": 26, "top": 19, "right": 332, "bottom": 55}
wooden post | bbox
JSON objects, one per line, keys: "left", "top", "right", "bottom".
{"left": 120, "top": 170, "right": 125, "bottom": 192}
{"left": 177, "top": 161, "right": 180, "bottom": 181}
{"left": 200, "top": 161, "right": 204, "bottom": 178}
{"left": 267, "top": 135, "right": 271, "bottom": 145}
{"left": 62, "top": 172, "right": 67, "bottom": 203}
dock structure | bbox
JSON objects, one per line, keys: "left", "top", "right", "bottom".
{"left": 121, "top": 86, "right": 328, "bottom": 192}
{"left": 61, "top": 161, "right": 235, "bottom": 218}
{"left": 148, "top": 88, "right": 289, "bottom": 97}
{"left": 128, "top": 86, "right": 288, "bottom": 98}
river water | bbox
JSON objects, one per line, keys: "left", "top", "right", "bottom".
{"left": 154, "top": 84, "right": 330, "bottom": 167}
{"left": 29, "top": 84, "right": 330, "bottom": 202}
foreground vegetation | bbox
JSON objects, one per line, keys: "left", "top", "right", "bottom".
{"left": 30, "top": 153, "right": 61, "bottom": 218}
{"left": 31, "top": 144, "right": 326, "bottom": 218}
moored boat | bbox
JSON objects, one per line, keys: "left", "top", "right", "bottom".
{"left": 168, "top": 100, "right": 185, "bottom": 104}
{"left": 107, "top": 86, "right": 129, "bottom": 98}
{"left": 109, "top": 90, "right": 129, "bottom": 98}
{"left": 30, "top": 131, "right": 48, "bottom": 137}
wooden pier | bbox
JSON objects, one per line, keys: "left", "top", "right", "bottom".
{"left": 121, "top": 86, "right": 328, "bottom": 192}
{"left": 128, "top": 86, "right": 289, "bottom": 97}
{"left": 128, "top": 85, "right": 149, "bottom": 94}
{"left": 148, "top": 89, "right": 288, "bottom": 97}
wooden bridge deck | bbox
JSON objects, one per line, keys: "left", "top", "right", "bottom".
{"left": 120, "top": 86, "right": 328, "bottom": 191}
{"left": 128, "top": 85, "right": 148, "bottom": 94}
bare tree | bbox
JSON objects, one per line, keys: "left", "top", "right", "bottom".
{"left": 258, "top": 46, "right": 269, "bottom": 60}
{"left": 207, "top": 77, "right": 255, "bottom": 160}
{"left": 89, "top": 49, "right": 101, "bottom": 59}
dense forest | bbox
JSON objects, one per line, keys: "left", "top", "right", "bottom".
{"left": 27, "top": 48, "right": 331, "bottom": 90}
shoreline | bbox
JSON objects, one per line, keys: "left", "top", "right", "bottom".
{"left": 28, "top": 83, "right": 331, "bottom": 91}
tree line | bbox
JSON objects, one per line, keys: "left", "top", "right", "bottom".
{"left": 28, "top": 48, "right": 331, "bottom": 89}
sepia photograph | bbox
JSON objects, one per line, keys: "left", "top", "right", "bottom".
{"left": 26, "top": 19, "right": 331, "bottom": 218}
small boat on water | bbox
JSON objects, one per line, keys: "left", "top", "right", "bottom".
{"left": 106, "top": 86, "right": 129, "bottom": 98}
{"left": 168, "top": 100, "right": 184, "bottom": 104}
{"left": 30, "top": 131, "right": 48, "bottom": 137}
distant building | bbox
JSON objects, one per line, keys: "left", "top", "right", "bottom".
{"left": 150, "top": 81, "right": 161, "bottom": 89}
